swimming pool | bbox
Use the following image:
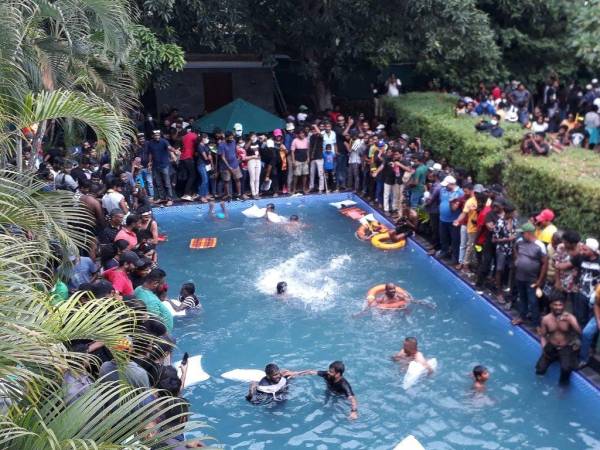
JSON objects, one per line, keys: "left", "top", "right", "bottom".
{"left": 154, "top": 194, "right": 600, "bottom": 450}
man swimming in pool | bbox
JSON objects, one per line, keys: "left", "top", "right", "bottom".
{"left": 386, "top": 217, "right": 415, "bottom": 243}
{"left": 246, "top": 363, "right": 310, "bottom": 404}
{"left": 472, "top": 365, "right": 490, "bottom": 392}
{"left": 391, "top": 337, "right": 434, "bottom": 374}
{"left": 306, "top": 361, "right": 358, "bottom": 420}
{"left": 208, "top": 200, "right": 227, "bottom": 219}
{"left": 368, "top": 283, "right": 411, "bottom": 308}
{"left": 276, "top": 281, "right": 287, "bottom": 295}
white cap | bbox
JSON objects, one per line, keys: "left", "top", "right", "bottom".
{"left": 440, "top": 175, "right": 457, "bottom": 187}
{"left": 430, "top": 163, "right": 442, "bottom": 171}
{"left": 266, "top": 138, "right": 275, "bottom": 148}
{"left": 592, "top": 78, "right": 598, "bottom": 84}
{"left": 586, "top": 84, "right": 593, "bottom": 90}
{"left": 376, "top": 124, "right": 385, "bottom": 130}
{"left": 233, "top": 123, "right": 243, "bottom": 131}
{"left": 285, "top": 122, "right": 295, "bottom": 131}
{"left": 585, "top": 238, "right": 599, "bottom": 253}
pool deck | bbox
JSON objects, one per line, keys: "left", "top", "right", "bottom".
{"left": 156, "top": 192, "right": 600, "bottom": 392}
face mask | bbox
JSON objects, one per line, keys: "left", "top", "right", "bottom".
{"left": 235, "top": 130, "right": 242, "bottom": 137}
{"left": 490, "top": 120, "right": 498, "bottom": 126}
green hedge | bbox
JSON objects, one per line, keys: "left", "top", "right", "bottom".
{"left": 386, "top": 93, "right": 600, "bottom": 236}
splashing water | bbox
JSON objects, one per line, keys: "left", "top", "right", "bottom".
{"left": 256, "top": 252, "right": 351, "bottom": 309}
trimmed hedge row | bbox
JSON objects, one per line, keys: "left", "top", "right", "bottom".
{"left": 386, "top": 93, "right": 600, "bottom": 236}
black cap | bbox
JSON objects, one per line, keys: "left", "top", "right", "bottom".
{"left": 121, "top": 250, "right": 143, "bottom": 267}
{"left": 90, "top": 280, "right": 114, "bottom": 298}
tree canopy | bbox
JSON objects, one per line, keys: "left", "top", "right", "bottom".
{"left": 138, "top": 0, "right": 592, "bottom": 108}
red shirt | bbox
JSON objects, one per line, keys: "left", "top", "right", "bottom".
{"left": 180, "top": 132, "right": 198, "bottom": 160}
{"left": 476, "top": 205, "right": 492, "bottom": 246}
{"left": 491, "top": 86, "right": 502, "bottom": 100}
{"left": 114, "top": 228, "right": 138, "bottom": 250}
{"left": 103, "top": 267, "right": 133, "bottom": 296}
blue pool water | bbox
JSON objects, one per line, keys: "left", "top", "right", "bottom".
{"left": 154, "top": 194, "right": 600, "bottom": 450}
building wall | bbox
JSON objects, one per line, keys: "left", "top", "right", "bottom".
{"left": 155, "top": 67, "right": 275, "bottom": 117}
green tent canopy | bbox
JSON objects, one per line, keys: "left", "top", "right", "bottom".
{"left": 192, "top": 98, "right": 285, "bottom": 134}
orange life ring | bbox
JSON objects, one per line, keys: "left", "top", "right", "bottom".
{"left": 356, "top": 221, "right": 388, "bottom": 241}
{"left": 366, "top": 284, "right": 410, "bottom": 310}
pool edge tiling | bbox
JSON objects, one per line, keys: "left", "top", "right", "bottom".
{"left": 152, "top": 193, "right": 600, "bottom": 402}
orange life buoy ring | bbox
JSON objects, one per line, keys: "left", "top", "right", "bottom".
{"left": 366, "top": 284, "right": 411, "bottom": 310}
{"left": 356, "top": 221, "right": 388, "bottom": 241}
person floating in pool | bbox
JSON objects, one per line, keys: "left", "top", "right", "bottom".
{"left": 391, "top": 337, "right": 434, "bottom": 374}
{"left": 264, "top": 203, "right": 287, "bottom": 223}
{"left": 368, "top": 283, "right": 411, "bottom": 308}
{"left": 305, "top": 361, "right": 358, "bottom": 420}
{"left": 246, "top": 363, "right": 310, "bottom": 404}
{"left": 472, "top": 365, "right": 490, "bottom": 392}
{"left": 276, "top": 281, "right": 287, "bottom": 295}
{"left": 166, "top": 282, "right": 201, "bottom": 312}
{"left": 208, "top": 200, "right": 227, "bottom": 220}
{"left": 386, "top": 217, "right": 415, "bottom": 243}
{"left": 535, "top": 293, "right": 581, "bottom": 385}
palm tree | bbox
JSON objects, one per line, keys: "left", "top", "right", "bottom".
{"left": 0, "top": 160, "right": 209, "bottom": 450}
{"left": 0, "top": 2, "right": 211, "bottom": 447}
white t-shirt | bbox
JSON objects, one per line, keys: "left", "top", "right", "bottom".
{"left": 531, "top": 121, "right": 548, "bottom": 133}
{"left": 102, "top": 190, "right": 125, "bottom": 212}
{"left": 321, "top": 130, "right": 337, "bottom": 150}
{"left": 387, "top": 79, "right": 402, "bottom": 97}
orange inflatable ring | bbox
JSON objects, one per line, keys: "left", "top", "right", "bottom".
{"left": 371, "top": 232, "right": 406, "bottom": 250}
{"left": 356, "top": 221, "right": 388, "bottom": 241}
{"left": 366, "top": 284, "right": 410, "bottom": 310}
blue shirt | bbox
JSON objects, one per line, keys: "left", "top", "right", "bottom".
{"left": 147, "top": 138, "right": 171, "bottom": 169}
{"left": 217, "top": 141, "right": 239, "bottom": 169}
{"left": 439, "top": 187, "right": 463, "bottom": 222}
{"left": 323, "top": 150, "right": 335, "bottom": 170}
{"left": 284, "top": 132, "right": 295, "bottom": 152}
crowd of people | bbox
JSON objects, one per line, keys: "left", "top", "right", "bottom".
{"left": 454, "top": 77, "right": 600, "bottom": 154}
{"left": 20, "top": 77, "right": 598, "bottom": 436}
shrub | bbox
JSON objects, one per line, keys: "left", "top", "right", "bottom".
{"left": 386, "top": 93, "right": 600, "bottom": 236}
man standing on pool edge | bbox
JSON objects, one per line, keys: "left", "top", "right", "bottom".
{"left": 307, "top": 361, "right": 358, "bottom": 420}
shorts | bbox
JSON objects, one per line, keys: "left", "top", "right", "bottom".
{"left": 220, "top": 166, "right": 242, "bottom": 182}
{"left": 495, "top": 251, "right": 511, "bottom": 271}
{"left": 293, "top": 161, "right": 309, "bottom": 176}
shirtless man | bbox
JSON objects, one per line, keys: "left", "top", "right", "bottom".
{"left": 535, "top": 294, "right": 581, "bottom": 385}
{"left": 472, "top": 365, "right": 490, "bottom": 392}
{"left": 391, "top": 337, "right": 434, "bottom": 374}
{"left": 367, "top": 283, "right": 411, "bottom": 308}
